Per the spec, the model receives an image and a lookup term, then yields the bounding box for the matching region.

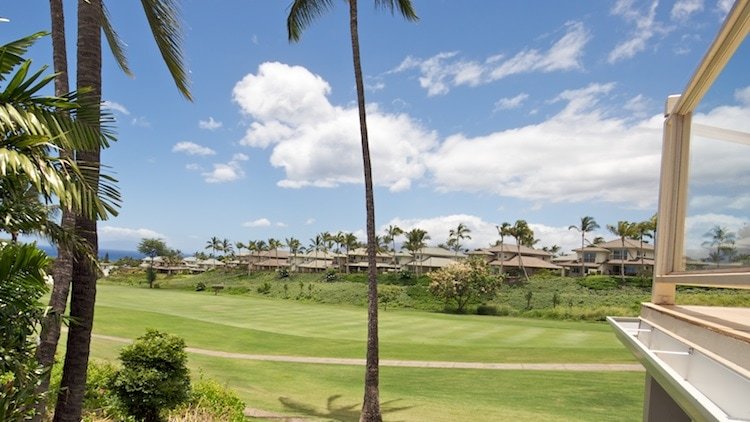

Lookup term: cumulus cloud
[424,82,664,208]
[201,153,248,183]
[131,116,151,128]
[172,141,216,156]
[243,218,271,228]
[393,22,589,96]
[232,62,438,191]
[716,0,734,18]
[305,218,316,225]
[684,213,749,257]
[103,100,130,115]
[608,0,667,63]
[100,226,165,240]
[494,93,529,111]
[199,117,223,130]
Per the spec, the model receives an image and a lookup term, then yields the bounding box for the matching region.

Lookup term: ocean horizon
[38,245,144,261]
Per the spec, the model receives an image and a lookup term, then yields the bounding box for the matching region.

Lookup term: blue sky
[4,0,749,256]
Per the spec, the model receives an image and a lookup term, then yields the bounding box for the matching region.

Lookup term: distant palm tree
[569,216,599,277]
[509,220,533,282]
[448,223,471,257]
[221,238,233,257]
[635,220,655,273]
[607,221,637,282]
[205,236,221,268]
[384,225,403,264]
[246,240,257,275]
[342,232,360,273]
[285,237,301,272]
[404,228,430,277]
[702,225,737,267]
[268,238,282,263]
[496,222,512,276]
[309,235,324,264]
[288,1,418,418]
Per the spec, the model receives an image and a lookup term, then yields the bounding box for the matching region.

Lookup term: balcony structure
[609,1,750,420]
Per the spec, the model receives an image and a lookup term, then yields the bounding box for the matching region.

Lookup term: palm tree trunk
[54,1,102,420]
[35,1,72,419]
[517,244,529,282]
[348,1,381,420]
[580,233,585,277]
[620,237,626,282]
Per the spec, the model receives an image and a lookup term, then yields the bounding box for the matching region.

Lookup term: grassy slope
[86,284,644,421]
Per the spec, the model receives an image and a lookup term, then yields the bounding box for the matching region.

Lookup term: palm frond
[140,0,192,100]
[374,0,418,21]
[0,32,48,81]
[287,0,335,42]
[101,2,133,77]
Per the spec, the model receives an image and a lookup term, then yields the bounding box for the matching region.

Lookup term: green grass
[84,336,643,422]
[93,284,634,363]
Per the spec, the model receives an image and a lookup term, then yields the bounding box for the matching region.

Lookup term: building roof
[468,249,494,256]
[348,247,394,258]
[552,254,578,263]
[348,261,400,269]
[298,259,334,269]
[409,256,462,268]
[255,258,289,268]
[489,256,562,270]
[596,238,654,250]
[300,250,344,260]
[573,245,610,253]
[486,244,552,257]
[405,246,464,258]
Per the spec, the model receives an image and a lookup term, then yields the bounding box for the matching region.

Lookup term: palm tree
[309,235,324,264]
[607,221,637,282]
[568,216,599,277]
[342,232,361,273]
[384,225,403,264]
[285,237,301,272]
[268,238,282,262]
[52,1,190,418]
[635,220,655,273]
[495,222,512,276]
[448,223,471,257]
[221,238,233,257]
[205,237,221,260]
[288,1,418,418]
[235,241,246,261]
[404,228,429,277]
[702,225,737,267]
[508,220,533,282]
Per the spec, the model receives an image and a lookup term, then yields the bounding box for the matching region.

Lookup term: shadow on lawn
[278,394,413,421]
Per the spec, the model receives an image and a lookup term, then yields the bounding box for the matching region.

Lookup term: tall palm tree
[607,221,637,282]
[205,236,221,259]
[288,2,418,418]
[246,240,258,274]
[268,238,282,262]
[51,0,190,418]
[568,216,599,277]
[448,223,471,257]
[495,222,512,276]
[235,241,246,261]
[635,220,655,273]
[309,235,324,264]
[508,220,533,282]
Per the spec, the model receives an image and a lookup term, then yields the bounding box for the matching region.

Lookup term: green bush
[175,378,245,422]
[276,267,290,279]
[195,282,206,292]
[323,268,338,282]
[577,275,618,290]
[256,282,271,295]
[111,330,191,422]
[476,304,498,315]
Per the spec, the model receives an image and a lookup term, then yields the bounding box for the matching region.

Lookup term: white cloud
[199,117,223,130]
[103,100,130,115]
[131,116,151,128]
[608,0,666,63]
[305,218,316,225]
[684,213,749,257]
[276,222,288,228]
[232,62,438,191]
[494,93,529,111]
[100,226,165,240]
[425,82,664,208]
[172,141,217,156]
[716,0,734,18]
[243,218,271,228]
[671,0,704,21]
[185,163,203,171]
[200,152,248,183]
[392,22,589,96]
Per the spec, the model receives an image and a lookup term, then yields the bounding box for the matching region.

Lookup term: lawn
[83,283,644,421]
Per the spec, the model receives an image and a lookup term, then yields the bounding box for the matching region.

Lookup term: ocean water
[38,245,143,261]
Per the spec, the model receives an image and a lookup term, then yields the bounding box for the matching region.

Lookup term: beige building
[560,239,655,277]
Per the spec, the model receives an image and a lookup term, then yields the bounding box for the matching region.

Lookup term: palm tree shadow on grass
[279,394,413,421]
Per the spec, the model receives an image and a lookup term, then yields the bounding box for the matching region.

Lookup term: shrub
[578,275,618,290]
[195,282,206,292]
[476,304,498,315]
[256,282,271,295]
[323,268,337,282]
[172,378,245,422]
[111,330,191,422]
[276,267,290,279]
[146,267,157,288]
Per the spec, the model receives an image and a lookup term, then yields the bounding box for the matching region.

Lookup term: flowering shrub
[428,258,500,313]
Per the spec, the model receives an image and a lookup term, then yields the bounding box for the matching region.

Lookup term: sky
[4,0,749,257]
